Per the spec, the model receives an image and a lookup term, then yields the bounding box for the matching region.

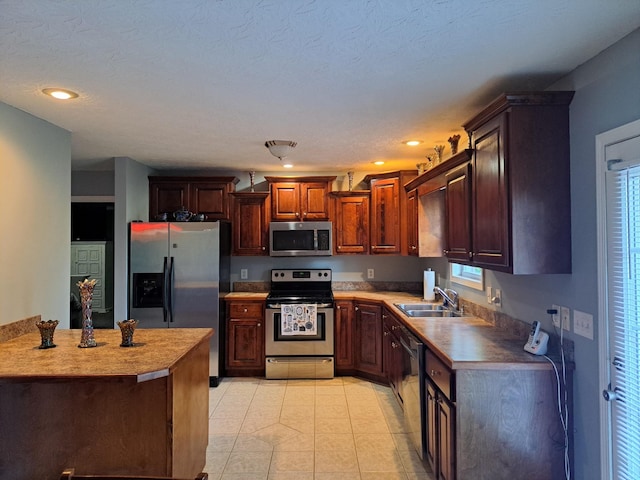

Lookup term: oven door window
[273,311,326,341]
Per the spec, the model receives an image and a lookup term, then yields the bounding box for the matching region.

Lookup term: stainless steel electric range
[265,268,334,379]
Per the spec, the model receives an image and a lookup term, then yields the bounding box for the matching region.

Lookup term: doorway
[596,118,640,479]
[70,202,115,328]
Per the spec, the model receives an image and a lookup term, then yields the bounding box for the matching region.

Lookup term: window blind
[606,161,640,479]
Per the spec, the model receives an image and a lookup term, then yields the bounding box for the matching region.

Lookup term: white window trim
[449,263,484,290]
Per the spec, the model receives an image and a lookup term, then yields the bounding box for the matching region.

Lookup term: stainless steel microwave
[269,221,333,256]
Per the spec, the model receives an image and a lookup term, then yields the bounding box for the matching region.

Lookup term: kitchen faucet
[434,286,459,311]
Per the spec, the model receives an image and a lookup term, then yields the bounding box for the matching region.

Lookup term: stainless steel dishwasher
[399,327,426,460]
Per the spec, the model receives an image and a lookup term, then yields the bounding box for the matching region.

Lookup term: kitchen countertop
[0,328,213,383]
[224,290,553,371]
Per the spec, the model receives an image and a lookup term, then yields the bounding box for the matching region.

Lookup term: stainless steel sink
[394,303,461,318]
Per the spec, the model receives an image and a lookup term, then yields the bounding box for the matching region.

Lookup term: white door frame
[596,118,640,480]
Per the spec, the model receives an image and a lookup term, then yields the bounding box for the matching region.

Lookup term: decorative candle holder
[347,171,354,191]
[249,171,256,192]
[416,163,428,175]
[117,319,138,347]
[77,279,97,348]
[36,319,59,349]
[448,134,461,155]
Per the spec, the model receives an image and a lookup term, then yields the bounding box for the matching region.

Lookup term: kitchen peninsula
[0,327,212,480]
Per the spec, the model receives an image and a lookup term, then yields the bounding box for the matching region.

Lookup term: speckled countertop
[224,291,552,371]
[0,328,212,384]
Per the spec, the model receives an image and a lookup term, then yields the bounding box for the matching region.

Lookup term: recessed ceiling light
[42,88,79,100]
[404,140,422,146]
[373,161,385,166]
[283,162,293,168]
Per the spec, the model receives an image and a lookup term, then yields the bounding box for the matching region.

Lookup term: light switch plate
[574,310,594,339]
[240,269,248,280]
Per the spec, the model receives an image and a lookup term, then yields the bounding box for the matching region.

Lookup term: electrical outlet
[560,306,571,331]
[493,289,502,306]
[574,310,594,339]
[367,268,375,279]
[240,268,248,280]
[551,304,561,328]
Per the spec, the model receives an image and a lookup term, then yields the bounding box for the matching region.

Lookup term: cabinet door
[370,178,401,254]
[425,380,438,474]
[445,163,472,263]
[226,318,264,369]
[354,302,384,377]
[271,182,301,221]
[407,189,418,256]
[232,193,269,255]
[437,396,456,480]
[334,301,355,371]
[190,181,230,220]
[301,182,331,220]
[472,114,509,269]
[333,194,370,254]
[150,181,189,218]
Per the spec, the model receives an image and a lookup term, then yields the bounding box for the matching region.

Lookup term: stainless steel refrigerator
[128,221,230,386]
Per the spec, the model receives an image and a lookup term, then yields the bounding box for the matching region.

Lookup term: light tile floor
[206,376,434,480]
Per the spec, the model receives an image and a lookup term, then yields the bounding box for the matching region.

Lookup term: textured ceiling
[1,0,639,173]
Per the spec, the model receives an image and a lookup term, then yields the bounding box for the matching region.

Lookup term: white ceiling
[2,1,639,173]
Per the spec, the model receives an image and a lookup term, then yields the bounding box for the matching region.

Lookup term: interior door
[597,119,640,479]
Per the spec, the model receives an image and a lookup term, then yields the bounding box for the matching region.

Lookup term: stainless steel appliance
[128,221,230,386]
[269,221,332,256]
[400,326,426,460]
[265,268,334,379]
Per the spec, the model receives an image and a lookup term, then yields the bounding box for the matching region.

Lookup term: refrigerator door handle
[168,256,175,322]
[162,257,169,323]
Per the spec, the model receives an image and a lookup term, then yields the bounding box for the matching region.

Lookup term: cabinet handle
[384,331,390,337]
[257,323,261,327]
[430,369,441,377]
[469,251,473,259]
[443,250,449,255]
[355,306,359,311]
[243,308,248,313]
[337,305,341,310]
[262,246,266,251]
[391,341,399,349]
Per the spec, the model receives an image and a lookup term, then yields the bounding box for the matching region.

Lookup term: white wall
[113,157,153,322]
[0,102,71,326]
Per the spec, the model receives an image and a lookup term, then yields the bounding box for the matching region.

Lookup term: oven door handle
[267,358,333,364]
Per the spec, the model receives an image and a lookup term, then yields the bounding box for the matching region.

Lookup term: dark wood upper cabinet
[148,176,238,221]
[407,189,419,256]
[265,176,336,221]
[365,171,417,255]
[330,191,370,254]
[230,191,270,256]
[460,91,575,274]
[444,162,472,263]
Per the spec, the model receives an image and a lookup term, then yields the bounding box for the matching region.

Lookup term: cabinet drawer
[425,349,454,401]
[229,302,264,318]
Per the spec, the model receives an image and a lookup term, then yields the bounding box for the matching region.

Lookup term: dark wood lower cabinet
[334,300,355,373]
[225,301,265,376]
[354,302,385,381]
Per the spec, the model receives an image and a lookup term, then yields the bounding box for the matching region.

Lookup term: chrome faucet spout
[433,286,459,311]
